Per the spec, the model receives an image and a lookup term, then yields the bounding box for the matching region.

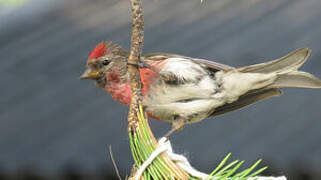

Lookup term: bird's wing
[143,53,234,72]
[143,54,219,84]
[190,58,234,72]
[210,88,282,117]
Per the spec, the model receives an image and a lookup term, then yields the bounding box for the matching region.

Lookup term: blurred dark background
[1,0,321,179]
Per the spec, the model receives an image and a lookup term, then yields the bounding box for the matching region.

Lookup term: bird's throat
[104,62,162,106]
[105,81,132,105]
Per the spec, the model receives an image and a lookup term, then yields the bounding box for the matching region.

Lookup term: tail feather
[238,48,321,88]
[272,71,321,88]
[238,48,310,73]
[210,48,320,117]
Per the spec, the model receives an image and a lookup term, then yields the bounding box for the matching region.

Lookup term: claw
[164,119,185,138]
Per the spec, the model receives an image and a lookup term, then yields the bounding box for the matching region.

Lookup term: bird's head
[80,41,129,88]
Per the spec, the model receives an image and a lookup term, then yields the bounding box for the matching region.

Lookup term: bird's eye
[102,60,110,66]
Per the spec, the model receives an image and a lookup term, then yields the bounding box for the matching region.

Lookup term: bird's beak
[80,69,101,79]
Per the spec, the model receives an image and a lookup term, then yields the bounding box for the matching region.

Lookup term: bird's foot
[164,120,185,138]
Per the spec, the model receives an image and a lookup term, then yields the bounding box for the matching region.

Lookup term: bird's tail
[211,48,321,117]
[237,48,321,88]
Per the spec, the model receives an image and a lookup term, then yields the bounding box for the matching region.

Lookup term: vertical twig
[127,0,144,132]
[127,0,189,179]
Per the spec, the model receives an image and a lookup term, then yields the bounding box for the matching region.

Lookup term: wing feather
[210,88,282,117]
[144,53,234,72]
[191,58,234,72]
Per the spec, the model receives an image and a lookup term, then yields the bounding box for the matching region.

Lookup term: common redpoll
[81,42,321,136]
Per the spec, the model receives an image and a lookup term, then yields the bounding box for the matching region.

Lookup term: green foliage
[129,106,177,179]
[205,154,267,180]
[129,106,267,179]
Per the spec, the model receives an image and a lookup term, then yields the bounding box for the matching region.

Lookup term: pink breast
[105,60,165,112]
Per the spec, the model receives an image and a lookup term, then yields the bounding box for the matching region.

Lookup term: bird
[81,41,321,136]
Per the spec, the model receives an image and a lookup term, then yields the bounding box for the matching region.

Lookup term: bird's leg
[164,119,185,138]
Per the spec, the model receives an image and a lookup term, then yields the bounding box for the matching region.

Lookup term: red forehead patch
[88,42,109,61]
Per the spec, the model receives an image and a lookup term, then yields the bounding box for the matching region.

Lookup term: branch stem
[127,0,189,179]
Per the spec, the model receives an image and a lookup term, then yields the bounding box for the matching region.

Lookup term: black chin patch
[95,77,107,88]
